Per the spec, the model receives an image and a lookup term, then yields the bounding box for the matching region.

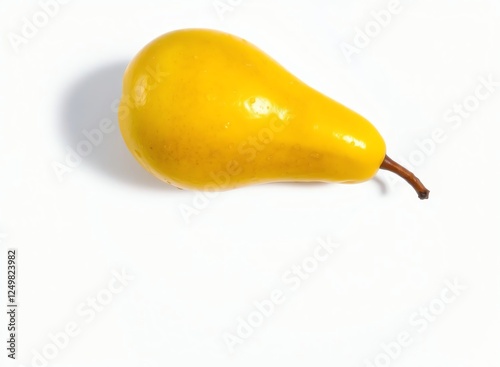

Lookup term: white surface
[1,0,499,366]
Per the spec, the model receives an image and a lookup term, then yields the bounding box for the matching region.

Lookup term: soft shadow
[61,62,170,190]
[372,176,388,195]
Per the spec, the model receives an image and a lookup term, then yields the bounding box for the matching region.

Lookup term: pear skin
[119,29,429,199]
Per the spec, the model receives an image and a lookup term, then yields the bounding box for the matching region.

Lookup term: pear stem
[380,155,430,200]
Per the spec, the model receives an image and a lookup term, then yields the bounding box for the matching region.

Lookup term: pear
[119,28,429,199]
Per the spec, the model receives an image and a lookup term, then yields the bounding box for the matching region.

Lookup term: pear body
[119,28,386,190]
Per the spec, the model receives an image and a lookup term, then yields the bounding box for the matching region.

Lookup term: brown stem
[380,155,430,200]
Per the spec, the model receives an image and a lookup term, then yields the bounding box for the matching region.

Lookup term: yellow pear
[118,28,429,199]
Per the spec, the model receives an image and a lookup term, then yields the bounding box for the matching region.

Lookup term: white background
[1,0,499,366]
